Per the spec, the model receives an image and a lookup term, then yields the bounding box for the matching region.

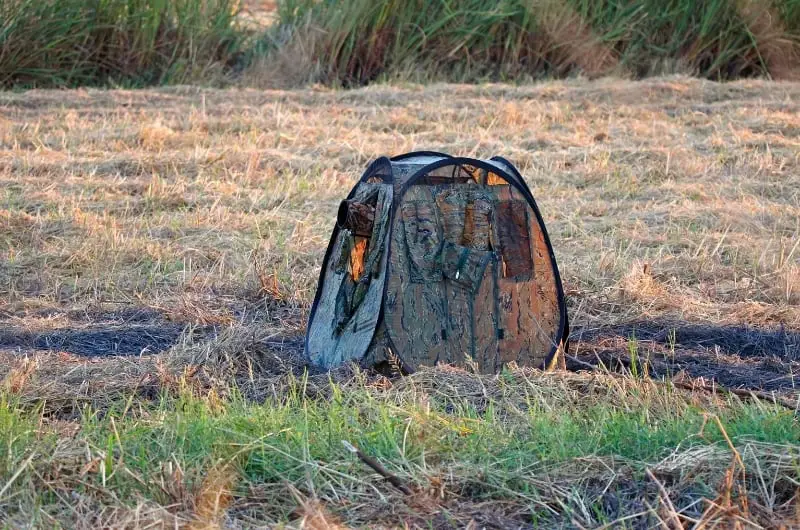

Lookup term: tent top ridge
[375,152,521,189]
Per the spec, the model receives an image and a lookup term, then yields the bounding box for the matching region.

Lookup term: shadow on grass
[3,304,798,395]
[569,320,800,393]
[0,307,186,356]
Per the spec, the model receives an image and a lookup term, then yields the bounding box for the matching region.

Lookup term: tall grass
[0,0,246,88]
[265,0,800,86]
[3,0,799,88]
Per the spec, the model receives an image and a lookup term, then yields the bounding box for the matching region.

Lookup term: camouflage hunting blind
[305,152,569,374]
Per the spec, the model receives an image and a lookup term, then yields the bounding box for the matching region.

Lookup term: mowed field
[1,78,800,528]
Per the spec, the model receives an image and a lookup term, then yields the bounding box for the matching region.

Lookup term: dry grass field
[1,77,800,528]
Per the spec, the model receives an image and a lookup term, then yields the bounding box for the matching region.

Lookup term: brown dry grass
[2,77,797,330]
[1,77,799,397]
[1,76,799,527]
[0,76,798,404]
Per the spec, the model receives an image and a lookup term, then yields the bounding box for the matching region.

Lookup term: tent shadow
[569,320,800,393]
[0,307,186,357]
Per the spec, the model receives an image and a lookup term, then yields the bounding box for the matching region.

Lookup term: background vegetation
[268,0,800,85]
[0,0,244,88]
[2,0,800,88]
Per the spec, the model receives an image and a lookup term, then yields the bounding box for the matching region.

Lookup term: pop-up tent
[305,152,568,374]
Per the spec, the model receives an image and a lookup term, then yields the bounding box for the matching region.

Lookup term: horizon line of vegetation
[1,0,799,89]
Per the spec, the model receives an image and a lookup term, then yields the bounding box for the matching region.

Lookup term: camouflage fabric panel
[307,183,393,369]
[390,163,423,196]
[434,187,470,366]
[441,242,493,292]
[435,187,466,243]
[329,184,394,365]
[385,186,448,367]
[530,211,561,358]
[401,197,443,283]
[387,183,500,371]
[333,269,356,334]
[334,231,354,273]
[472,259,500,372]
[307,229,350,364]
[440,277,469,366]
[491,186,560,367]
[440,242,497,367]
[360,321,405,376]
[461,194,492,250]
[459,188,498,371]
[493,200,533,281]
[385,177,561,372]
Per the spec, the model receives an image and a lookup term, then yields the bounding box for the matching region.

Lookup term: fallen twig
[645,468,682,530]
[342,440,412,495]
[672,380,798,412]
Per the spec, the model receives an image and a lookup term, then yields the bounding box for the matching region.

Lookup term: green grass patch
[1,375,798,526]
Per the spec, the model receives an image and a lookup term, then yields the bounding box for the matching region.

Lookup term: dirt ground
[1,77,799,401]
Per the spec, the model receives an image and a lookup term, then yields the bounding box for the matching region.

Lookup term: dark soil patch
[570,320,800,394]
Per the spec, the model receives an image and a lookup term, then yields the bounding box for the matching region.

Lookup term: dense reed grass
[0,0,245,88]
[3,0,799,88]
[266,0,800,85]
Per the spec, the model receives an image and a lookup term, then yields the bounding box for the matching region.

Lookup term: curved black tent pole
[390,151,453,161]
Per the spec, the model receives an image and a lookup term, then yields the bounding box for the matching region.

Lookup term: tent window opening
[337,196,376,282]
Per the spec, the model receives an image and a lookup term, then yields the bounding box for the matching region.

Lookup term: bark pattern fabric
[383,181,561,372]
[307,183,393,369]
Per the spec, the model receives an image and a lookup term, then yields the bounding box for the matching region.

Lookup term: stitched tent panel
[305,153,568,374]
[306,182,393,369]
